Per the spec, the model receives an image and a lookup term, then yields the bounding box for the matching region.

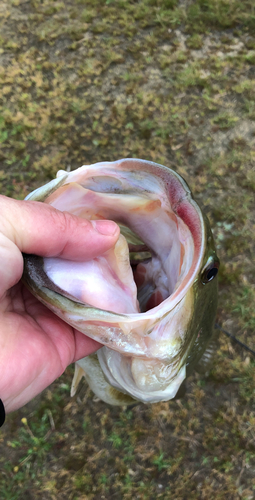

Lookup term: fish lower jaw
[130,357,184,392]
[98,348,186,404]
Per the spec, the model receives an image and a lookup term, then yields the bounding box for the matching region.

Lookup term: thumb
[0,195,119,295]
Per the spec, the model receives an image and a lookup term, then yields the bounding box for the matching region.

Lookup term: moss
[186,34,203,49]
[1,0,255,498]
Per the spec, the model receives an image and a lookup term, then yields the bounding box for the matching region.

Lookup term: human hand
[0,195,120,413]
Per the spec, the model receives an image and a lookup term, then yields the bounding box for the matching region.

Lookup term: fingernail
[92,220,119,236]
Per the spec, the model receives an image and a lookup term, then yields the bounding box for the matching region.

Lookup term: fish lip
[25,173,68,202]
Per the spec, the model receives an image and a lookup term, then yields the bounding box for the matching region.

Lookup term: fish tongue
[44,234,139,315]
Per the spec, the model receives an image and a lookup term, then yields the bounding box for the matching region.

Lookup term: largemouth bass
[23,159,219,405]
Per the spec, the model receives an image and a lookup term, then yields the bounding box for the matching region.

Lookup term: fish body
[23,159,219,405]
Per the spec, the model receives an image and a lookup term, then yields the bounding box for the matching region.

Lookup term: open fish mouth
[23,159,219,404]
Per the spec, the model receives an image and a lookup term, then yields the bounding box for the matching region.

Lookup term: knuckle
[49,208,70,233]
[49,208,90,237]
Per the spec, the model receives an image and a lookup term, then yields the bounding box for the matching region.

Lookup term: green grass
[1,0,255,498]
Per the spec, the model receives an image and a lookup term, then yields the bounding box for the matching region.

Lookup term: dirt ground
[0,1,255,498]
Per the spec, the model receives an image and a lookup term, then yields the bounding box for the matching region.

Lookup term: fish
[22,158,219,405]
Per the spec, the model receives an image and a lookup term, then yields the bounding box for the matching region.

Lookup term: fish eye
[201,258,220,284]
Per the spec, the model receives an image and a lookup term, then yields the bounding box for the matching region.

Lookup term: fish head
[23,159,219,404]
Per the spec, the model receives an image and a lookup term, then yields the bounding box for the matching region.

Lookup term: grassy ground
[1,0,255,498]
